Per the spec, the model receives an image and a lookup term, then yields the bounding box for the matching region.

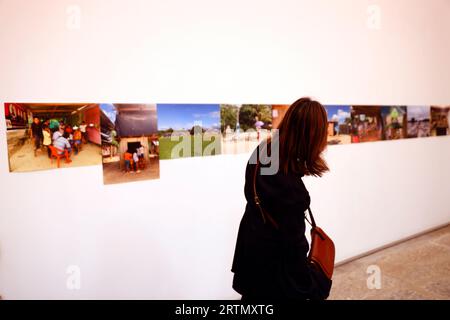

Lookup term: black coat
[231,151,332,300]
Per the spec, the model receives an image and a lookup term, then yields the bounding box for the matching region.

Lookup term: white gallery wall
[0,0,449,299]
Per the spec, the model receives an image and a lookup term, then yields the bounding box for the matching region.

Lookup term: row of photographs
[4,103,450,185]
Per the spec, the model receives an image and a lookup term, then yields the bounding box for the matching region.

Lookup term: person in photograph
[232,97,332,301]
[123,150,133,173]
[110,129,119,148]
[387,108,402,139]
[42,125,52,158]
[53,132,72,163]
[152,139,159,155]
[137,144,145,169]
[72,126,82,155]
[10,106,17,122]
[65,124,73,135]
[357,120,364,140]
[52,125,64,142]
[79,121,88,143]
[133,149,140,173]
[138,144,145,160]
[68,131,74,145]
[30,117,43,157]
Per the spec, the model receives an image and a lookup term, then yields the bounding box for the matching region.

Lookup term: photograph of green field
[157,104,221,159]
[158,134,221,159]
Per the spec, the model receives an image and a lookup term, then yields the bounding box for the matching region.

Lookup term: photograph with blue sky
[100,103,116,123]
[324,105,351,145]
[157,104,221,159]
[325,105,351,124]
[157,104,220,131]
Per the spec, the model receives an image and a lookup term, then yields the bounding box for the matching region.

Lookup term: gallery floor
[329,224,450,299]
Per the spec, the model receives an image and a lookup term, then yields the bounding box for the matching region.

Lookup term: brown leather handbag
[304,207,335,279]
[252,161,335,280]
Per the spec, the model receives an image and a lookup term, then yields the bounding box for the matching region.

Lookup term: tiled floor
[329,224,450,300]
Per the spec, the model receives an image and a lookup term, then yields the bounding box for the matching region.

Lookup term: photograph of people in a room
[4,103,101,172]
[430,106,450,136]
[220,104,272,154]
[381,106,407,140]
[350,106,383,143]
[157,104,221,159]
[325,105,352,145]
[407,106,431,138]
[100,104,159,185]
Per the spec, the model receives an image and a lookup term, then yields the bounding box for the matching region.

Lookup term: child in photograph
[42,125,52,158]
[152,139,159,155]
[124,150,133,173]
[67,130,74,149]
[65,125,73,135]
[72,126,82,155]
[133,150,140,173]
[137,144,145,169]
[138,144,145,160]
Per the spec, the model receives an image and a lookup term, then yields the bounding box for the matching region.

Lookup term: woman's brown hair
[277,97,329,177]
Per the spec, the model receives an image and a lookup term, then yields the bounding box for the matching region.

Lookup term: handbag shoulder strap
[305,207,317,228]
[252,158,279,230]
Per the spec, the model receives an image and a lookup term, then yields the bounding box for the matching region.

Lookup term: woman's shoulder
[248,162,309,199]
